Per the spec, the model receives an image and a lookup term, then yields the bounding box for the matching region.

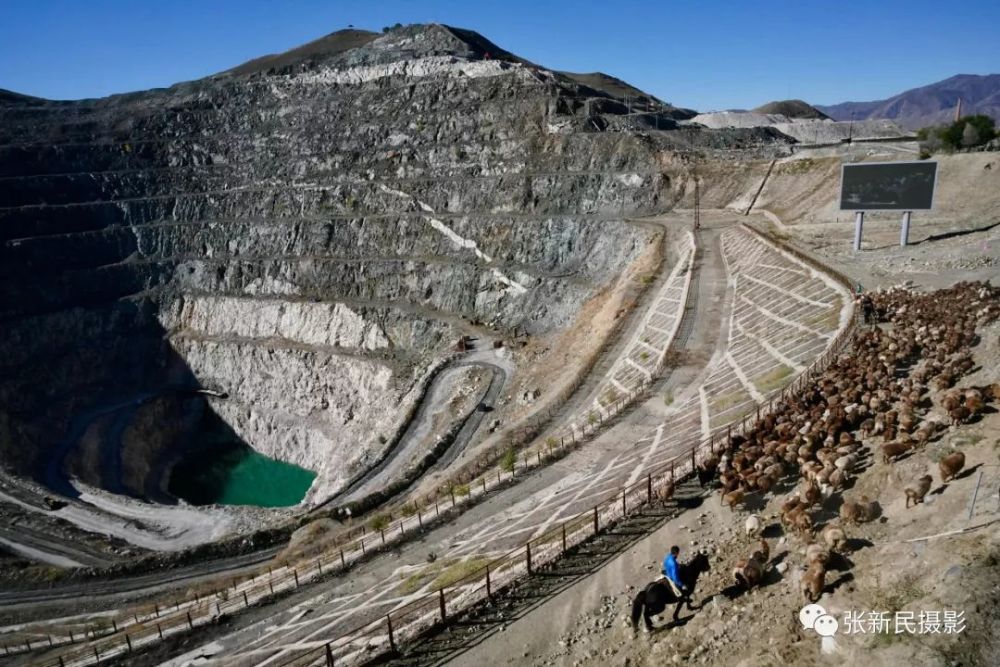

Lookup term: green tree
[930,114,995,151]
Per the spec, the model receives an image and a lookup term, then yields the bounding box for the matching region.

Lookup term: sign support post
[853,211,864,252]
[900,211,911,247]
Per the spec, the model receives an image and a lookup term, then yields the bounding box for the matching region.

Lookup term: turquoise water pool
[168,441,316,507]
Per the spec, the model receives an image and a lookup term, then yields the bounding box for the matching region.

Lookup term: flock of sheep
[697,281,999,603]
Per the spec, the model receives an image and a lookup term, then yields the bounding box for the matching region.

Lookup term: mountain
[0,23,788,504]
[752,100,829,120]
[816,74,1000,130]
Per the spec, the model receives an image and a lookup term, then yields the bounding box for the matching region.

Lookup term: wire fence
[11,223,857,667]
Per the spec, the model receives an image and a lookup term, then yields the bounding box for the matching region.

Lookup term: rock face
[690,110,907,143]
[0,24,788,506]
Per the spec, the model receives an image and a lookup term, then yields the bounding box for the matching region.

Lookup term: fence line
[16,224,857,667]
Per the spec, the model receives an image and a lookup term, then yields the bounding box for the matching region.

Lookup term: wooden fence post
[526,542,533,575]
[486,564,492,599]
[325,643,336,666]
[439,589,447,623]
[593,506,599,534]
[562,523,567,552]
[387,615,396,653]
[647,473,653,503]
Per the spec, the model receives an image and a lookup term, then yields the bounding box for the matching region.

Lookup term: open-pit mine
[2,22,998,667]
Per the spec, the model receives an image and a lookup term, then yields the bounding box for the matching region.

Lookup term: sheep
[805,542,830,565]
[856,495,879,522]
[798,480,821,508]
[787,507,814,535]
[965,395,984,417]
[904,475,933,508]
[781,495,803,515]
[949,406,971,426]
[750,537,770,565]
[828,468,849,490]
[801,562,827,602]
[821,524,848,552]
[881,441,911,463]
[756,474,775,495]
[722,489,745,510]
[697,455,720,487]
[839,500,862,524]
[733,557,764,589]
[744,514,762,537]
[939,451,966,483]
[657,480,675,505]
[913,425,934,448]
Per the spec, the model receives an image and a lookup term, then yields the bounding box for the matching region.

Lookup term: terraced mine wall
[2,25,739,506]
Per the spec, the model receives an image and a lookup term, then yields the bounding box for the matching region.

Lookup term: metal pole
[968,470,984,520]
[853,211,864,252]
[900,210,911,247]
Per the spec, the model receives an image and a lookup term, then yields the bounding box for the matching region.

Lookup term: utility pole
[694,173,701,231]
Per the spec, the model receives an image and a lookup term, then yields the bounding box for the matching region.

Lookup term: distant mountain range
[815,74,1000,130]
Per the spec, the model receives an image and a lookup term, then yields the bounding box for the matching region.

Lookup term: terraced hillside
[3,24,783,519]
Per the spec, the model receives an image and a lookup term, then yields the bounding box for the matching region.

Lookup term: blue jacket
[663,553,683,588]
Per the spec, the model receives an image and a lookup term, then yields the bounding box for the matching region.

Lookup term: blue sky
[1,0,998,110]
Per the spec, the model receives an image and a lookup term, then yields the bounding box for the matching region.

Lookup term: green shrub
[500,447,517,472]
[368,514,391,531]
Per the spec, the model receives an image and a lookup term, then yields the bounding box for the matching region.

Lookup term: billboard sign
[840,161,937,211]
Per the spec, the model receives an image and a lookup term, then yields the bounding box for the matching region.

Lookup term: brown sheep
[750,538,770,565]
[939,451,966,483]
[733,557,764,589]
[881,441,911,463]
[781,495,803,515]
[965,395,984,417]
[949,406,971,426]
[657,480,675,505]
[839,500,862,524]
[801,562,826,602]
[799,480,821,508]
[913,425,934,448]
[821,524,848,552]
[792,508,814,535]
[904,475,933,508]
[805,542,830,565]
[722,489,745,511]
[941,393,962,412]
[857,495,879,522]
